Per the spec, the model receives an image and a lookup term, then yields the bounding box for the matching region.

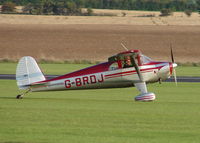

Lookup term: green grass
[0,80,200,143]
[176,66,200,77]
[0,63,199,76]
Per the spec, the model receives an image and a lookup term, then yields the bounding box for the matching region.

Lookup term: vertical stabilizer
[16,56,45,90]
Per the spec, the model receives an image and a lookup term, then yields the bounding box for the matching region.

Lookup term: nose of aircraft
[158,62,177,81]
[173,63,177,68]
[169,62,177,75]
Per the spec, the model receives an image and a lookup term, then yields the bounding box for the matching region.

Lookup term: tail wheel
[16,95,23,99]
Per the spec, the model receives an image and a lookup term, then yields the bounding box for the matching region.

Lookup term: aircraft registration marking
[65,74,104,88]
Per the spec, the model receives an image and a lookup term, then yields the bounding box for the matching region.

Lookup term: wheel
[135,92,156,102]
[16,94,23,99]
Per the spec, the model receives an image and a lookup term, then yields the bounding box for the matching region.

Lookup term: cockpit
[108,50,152,70]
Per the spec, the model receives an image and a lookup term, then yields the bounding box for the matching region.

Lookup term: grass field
[0,63,200,142]
[0,80,200,143]
[1,9,200,142]
[0,63,199,76]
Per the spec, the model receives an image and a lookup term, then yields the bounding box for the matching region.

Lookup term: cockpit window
[108,51,147,69]
[140,54,152,64]
[123,56,134,68]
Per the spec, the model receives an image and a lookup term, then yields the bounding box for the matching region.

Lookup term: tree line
[84,0,199,11]
[1,0,200,15]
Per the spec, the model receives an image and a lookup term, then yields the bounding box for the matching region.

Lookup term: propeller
[170,44,178,86]
[132,55,144,82]
[121,43,129,51]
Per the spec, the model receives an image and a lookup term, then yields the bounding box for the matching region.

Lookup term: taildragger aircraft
[16,49,177,101]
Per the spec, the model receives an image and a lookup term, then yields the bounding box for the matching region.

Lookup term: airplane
[16,47,177,101]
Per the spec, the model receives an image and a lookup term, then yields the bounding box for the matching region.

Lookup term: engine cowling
[158,64,170,81]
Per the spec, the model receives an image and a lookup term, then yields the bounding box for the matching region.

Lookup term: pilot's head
[124,56,131,65]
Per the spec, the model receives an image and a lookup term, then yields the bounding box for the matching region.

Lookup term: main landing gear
[16,89,31,99]
[135,92,156,102]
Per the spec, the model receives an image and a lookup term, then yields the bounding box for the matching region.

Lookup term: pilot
[123,56,132,68]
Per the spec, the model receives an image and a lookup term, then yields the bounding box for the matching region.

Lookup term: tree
[184,9,192,17]
[1,2,16,13]
[196,0,200,14]
[66,1,81,15]
[86,7,93,16]
[160,8,173,16]
[41,0,54,15]
[52,2,64,15]
[5,0,200,15]
[22,3,34,14]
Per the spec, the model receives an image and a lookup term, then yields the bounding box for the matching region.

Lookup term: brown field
[0,10,200,25]
[0,12,200,63]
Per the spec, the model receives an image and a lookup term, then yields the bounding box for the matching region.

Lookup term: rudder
[16,56,45,90]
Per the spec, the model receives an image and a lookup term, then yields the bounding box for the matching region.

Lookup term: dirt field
[0,13,200,63]
[0,11,200,25]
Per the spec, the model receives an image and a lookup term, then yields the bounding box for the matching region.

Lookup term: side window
[123,56,134,68]
[109,62,119,71]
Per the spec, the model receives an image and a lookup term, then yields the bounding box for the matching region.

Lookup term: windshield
[140,54,152,64]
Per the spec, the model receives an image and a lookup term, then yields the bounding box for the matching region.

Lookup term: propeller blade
[121,43,129,51]
[173,68,177,86]
[170,44,177,86]
[170,44,174,63]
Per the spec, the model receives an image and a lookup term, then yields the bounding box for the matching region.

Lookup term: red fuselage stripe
[105,70,153,79]
[105,66,162,78]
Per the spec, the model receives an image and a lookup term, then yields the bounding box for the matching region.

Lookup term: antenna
[121,43,129,51]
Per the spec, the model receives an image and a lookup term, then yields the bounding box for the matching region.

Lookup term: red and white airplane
[16,49,177,101]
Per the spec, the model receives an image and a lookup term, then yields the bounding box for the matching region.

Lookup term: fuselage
[30,61,173,92]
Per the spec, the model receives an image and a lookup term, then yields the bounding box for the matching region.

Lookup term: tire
[16,95,23,99]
